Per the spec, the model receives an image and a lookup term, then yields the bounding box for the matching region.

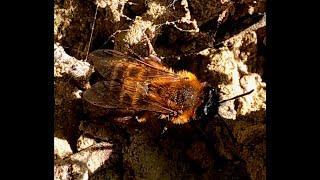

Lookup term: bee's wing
[89,49,132,60]
[83,80,176,114]
[83,81,121,108]
[85,49,181,114]
[88,49,177,79]
[88,49,129,79]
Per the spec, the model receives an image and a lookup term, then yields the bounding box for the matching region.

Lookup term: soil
[54,0,266,179]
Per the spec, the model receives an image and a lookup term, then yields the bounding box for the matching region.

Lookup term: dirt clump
[54,0,267,179]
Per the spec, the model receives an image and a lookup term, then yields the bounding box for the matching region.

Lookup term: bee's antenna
[218,89,254,104]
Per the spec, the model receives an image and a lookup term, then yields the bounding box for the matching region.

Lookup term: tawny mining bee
[83,43,253,125]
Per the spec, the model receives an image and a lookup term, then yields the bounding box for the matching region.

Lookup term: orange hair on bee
[177,70,203,90]
[177,70,197,80]
[171,109,195,124]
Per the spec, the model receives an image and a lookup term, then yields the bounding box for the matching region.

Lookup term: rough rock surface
[54,0,266,179]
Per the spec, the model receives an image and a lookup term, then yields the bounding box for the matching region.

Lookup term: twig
[85,4,99,61]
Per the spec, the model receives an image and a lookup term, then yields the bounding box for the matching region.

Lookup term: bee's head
[195,86,219,120]
[195,86,254,121]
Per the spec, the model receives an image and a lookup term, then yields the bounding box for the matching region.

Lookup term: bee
[83,47,253,125]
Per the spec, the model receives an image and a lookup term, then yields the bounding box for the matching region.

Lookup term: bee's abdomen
[107,62,145,107]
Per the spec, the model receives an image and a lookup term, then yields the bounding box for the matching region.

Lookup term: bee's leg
[144,35,156,56]
[156,115,170,137]
[125,44,144,61]
[189,120,209,142]
[216,113,237,145]
[136,115,147,123]
[143,35,162,63]
[211,114,242,161]
[112,116,135,124]
[160,126,168,135]
[154,122,169,147]
[149,54,162,63]
[110,116,136,127]
[190,117,229,158]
